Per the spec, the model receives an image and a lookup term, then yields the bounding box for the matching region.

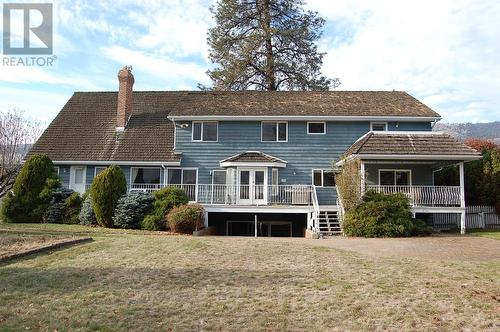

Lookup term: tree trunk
[261,0,276,90]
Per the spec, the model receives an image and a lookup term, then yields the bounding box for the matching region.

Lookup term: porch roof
[339,131,481,163]
[220,151,287,167]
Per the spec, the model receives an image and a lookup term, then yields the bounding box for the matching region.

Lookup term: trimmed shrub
[79,193,96,225]
[113,192,153,229]
[167,204,204,234]
[1,153,59,223]
[141,187,188,231]
[91,165,127,227]
[343,190,432,237]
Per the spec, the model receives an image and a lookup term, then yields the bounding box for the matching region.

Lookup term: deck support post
[360,161,366,194]
[254,214,258,237]
[203,210,209,228]
[459,162,466,234]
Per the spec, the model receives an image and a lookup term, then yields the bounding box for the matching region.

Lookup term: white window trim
[94,166,107,177]
[370,122,388,131]
[312,169,335,187]
[192,121,218,142]
[307,121,326,135]
[54,166,60,176]
[130,166,162,185]
[261,121,288,142]
[211,169,227,185]
[378,169,412,186]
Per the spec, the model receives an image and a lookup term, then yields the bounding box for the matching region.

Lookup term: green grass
[0,223,499,331]
[470,230,500,240]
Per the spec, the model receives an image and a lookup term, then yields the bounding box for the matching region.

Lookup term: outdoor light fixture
[179,123,189,128]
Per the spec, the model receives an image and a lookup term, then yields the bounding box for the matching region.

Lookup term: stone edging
[0,237,93,264]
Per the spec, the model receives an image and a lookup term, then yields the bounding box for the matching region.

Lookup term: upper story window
[312,169,336,187]
[371,122,388,131]
[262,121,287,142]
[192,121,218,142]
[307,122,326,134]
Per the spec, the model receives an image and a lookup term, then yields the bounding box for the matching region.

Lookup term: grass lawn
[470,229,500,240]
[0,224,499,331]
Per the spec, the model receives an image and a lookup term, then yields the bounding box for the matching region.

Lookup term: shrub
[141,187,189,231]
[167,204,204,234]
[64,192,82,224]
[43,187,75,224]
[343,190,431,237]
[79,193,96,225]
[91,165,127,227]
[113,192,153,229]
[1,154,58,223]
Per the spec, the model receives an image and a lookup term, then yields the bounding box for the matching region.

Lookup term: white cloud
[308,0,500,122]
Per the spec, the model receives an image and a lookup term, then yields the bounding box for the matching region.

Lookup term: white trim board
[53,160,181,166]
[220,161,287,168]
[168,115,442,122]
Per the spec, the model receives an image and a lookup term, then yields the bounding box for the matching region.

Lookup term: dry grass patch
[0,232,76,260]
[0,228,498,331]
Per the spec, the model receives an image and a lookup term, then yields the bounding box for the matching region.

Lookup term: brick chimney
[116,66,134,131]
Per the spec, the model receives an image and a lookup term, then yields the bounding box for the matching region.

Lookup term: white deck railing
[366,185,462,207]
[129,183,314,206]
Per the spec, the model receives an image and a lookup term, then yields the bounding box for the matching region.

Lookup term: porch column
[360,161,366,194]
[459,162,466,234]
[254,214,258,237]
[203,210,209,228]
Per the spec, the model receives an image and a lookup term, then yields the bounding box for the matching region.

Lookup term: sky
[0,0,499,126]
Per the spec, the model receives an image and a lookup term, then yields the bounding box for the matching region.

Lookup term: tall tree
[207,0,339,91]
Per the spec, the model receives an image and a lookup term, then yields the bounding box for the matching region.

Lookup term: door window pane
[255,171,265,185]
[278,122,287,141]
[202,122,218,141]
[313,170,322,186]
[308,122,325,134]
[240,171,250,185]
[75,168,84,184]
[262,122,276,141]
[323,171,335,187]
[192,122,202,141]
[380,171,395,185]
[182,169,197,185]
[168,169,182,184]
[213,170,226,185]
[396,171,410,185]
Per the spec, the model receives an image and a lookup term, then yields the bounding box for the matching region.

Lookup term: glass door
[238,168,267,205]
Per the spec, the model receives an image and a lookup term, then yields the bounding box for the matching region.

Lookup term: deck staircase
[317,210,342,235]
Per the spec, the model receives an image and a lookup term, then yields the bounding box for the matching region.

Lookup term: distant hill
[433,121,500,143]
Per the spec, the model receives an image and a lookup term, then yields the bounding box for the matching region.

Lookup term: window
[271,168,279,186]
[307,122,326,134]
[166,168,198,201]
[379,170,411,186]
[94,166,106,177]
[212,170,226,185]
[262,121,287,142]
[54,167,60,176]
[371,122,388,131]
[192,121,218,142]
[312,169,336,187]
[131,167,161,184]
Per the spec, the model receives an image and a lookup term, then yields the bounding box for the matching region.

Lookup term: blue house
[30,67,481,236]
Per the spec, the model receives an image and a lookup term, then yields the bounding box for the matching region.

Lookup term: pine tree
[207,0,339,91]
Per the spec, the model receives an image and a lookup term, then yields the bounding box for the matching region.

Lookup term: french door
[238,168,267,205]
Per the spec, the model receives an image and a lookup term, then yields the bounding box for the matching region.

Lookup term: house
[30,67,481,236]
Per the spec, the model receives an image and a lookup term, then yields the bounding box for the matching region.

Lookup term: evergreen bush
[43,187,74,224]
[91,165,127,227]
[79,193,96,225]
[343,191,432,237]
[113,192,153,229]
[1,154,58,223]
[141,187,188,231]
[167,204,204,234]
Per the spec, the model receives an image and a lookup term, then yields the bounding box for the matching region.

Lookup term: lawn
[0,224,499,331]
[0,232,75,260]
[470,230,500,240]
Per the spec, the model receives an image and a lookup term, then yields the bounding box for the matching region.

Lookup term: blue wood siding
[365,163,434,186]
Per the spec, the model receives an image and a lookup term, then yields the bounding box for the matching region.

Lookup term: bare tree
[0,109,43,198]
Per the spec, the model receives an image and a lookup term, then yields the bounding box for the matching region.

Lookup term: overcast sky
[1,0,499,125]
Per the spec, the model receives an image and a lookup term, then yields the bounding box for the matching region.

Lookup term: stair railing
[311,185,320,234]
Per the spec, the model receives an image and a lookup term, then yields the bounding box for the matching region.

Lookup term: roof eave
[168,115,442,122]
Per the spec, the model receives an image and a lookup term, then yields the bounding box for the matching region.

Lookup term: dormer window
[371,122,388,131]
[192,121,218,142]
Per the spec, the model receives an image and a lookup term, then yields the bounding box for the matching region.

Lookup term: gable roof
[341,132,481,161]
[29,92,180,164]
[220,151,287,163]
[166,91,441,119]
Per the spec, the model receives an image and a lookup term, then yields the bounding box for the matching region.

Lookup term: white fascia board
[53,160,181,166]
[356,154,482,161]
[219,161,287,168]
[168,115,441,122]
[203,205,312,213]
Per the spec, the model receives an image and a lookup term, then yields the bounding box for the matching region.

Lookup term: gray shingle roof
[343,132,481,158]
[220,151,286,163]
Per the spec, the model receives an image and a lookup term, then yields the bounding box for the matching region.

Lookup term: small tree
[1,153,58,223]
[141,187,189,231]
[91,165,127,227]
[334,158,363,213]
